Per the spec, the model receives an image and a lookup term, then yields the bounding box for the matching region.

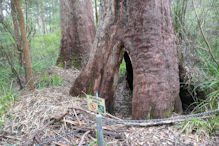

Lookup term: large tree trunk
[56,0,95,69]
[70,0,182,119]
[14,0,35,90]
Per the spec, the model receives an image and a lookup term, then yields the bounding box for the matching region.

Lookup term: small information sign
[86,95,106,115]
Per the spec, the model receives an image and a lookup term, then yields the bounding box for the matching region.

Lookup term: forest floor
[0,66,218,145]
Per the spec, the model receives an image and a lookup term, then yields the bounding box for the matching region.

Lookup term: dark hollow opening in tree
[113,51,133,118]
[70,0,183,119]
[124,51,133,91]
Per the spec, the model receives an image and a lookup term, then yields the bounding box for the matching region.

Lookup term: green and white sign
[86,95,106,115]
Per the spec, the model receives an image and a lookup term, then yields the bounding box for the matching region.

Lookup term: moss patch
[57,62,64,68]
[167,103,175,117]
[146,106,152,119]
[72,56,81,69]
[87,74,94,95]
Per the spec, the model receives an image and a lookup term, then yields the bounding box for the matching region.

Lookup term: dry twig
[78,131,90,146]
[73,109,82,126]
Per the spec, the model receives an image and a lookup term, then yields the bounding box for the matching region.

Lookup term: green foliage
[177,115,219,136]
[0,84,16,128]
[57,62,64,68]
[119,59,126,74]
[72,56,80,69]
[0,0,61,127]
[0,65,13,87]
[192,62,219,112]
[35,72,63,89]
[171,0,218,136]
[171,0,218,111]
[31,29,60,73]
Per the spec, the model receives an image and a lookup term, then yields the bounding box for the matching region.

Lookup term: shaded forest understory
[0,66,218,145]
[0,0,218,145]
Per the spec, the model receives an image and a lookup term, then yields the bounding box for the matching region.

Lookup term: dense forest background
[0,0,218,139]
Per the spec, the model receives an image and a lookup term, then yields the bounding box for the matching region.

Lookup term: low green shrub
[119,59,126,74]
[0,84,16,128]
[35,72,63,89]
[177,115,219,136]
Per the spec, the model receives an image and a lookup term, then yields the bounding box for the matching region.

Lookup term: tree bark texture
[11,0,23,66]
[14,0,35,90]
[70,0,182,119]
[56,0,95,69]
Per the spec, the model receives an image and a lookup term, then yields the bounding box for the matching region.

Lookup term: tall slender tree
[70,0,182,119]
[11,0,23,67]
[39,5,46,34]
[14,0,35,90]
[0,0,3,23]
[56,0,95,69]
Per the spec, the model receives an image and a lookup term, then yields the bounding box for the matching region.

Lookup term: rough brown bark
[56,0,95,69]
[11,1,21,49]
[14,0,35,90]
[70,0,182,119]
[10,0,24,89]
[11,0,23,67]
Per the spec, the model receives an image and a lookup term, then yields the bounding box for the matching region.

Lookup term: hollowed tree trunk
[56,0,95,69]
[70,0,182,119]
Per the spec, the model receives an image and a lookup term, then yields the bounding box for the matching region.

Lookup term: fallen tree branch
[192,0,218,66]
[121,115,215,127]
[106,113,122,120]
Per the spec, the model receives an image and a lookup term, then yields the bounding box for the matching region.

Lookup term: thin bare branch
[192,0,218,66]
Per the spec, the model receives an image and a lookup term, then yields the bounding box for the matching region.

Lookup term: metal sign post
[95,92,104,146]
[96,114,104,146]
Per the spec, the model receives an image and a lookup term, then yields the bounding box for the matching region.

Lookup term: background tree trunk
[11,0,23,67]
[0,0,3,23]
[56,0,95,69]
[39,5,46,34]
[70,0,182,119]
[14,0,35,90]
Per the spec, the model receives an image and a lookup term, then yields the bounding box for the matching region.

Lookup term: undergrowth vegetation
[177,115,219,136]
[172,0,218,135]
[35,72,63,89]
[31,30,60,73]
[0,30,62,124]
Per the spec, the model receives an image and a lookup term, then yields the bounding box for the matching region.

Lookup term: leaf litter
[0,66,218,145]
